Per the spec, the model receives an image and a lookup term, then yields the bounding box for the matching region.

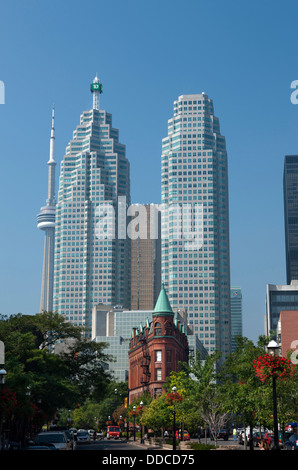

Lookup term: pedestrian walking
[233,428,237,442]
[258,438,269,450]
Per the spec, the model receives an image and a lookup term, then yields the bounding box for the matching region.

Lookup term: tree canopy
[0,312,114,429]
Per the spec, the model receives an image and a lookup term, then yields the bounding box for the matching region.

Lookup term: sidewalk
[126,437,245,451]
[126,437,165,449]
[126,437,190,450]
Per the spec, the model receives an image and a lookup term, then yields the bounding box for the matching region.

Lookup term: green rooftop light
[90,83,103,93]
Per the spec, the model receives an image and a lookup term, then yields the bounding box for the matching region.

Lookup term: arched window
[165,322,172,336]
[154,322,162,336]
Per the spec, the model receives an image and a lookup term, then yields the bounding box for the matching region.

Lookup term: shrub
[190,442,217,450]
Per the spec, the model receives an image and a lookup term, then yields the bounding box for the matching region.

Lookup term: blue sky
[0,0,297,343]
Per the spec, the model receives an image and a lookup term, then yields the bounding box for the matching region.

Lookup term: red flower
[129,407,143,417]
[166,391,183,405]
[0,388,17,413]
[254,354,295,383]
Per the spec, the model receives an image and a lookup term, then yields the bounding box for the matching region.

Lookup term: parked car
[69,428,77,440]
[107,426,121,439]
[48,426,76,449]
[279,431,293,448]
[263,432,275,447]
[77,430,91,444]
[34,431,72,450]
[285,434,298,450]
[218,430,229,440]
[175,430,190,441]
[252,432,261,447]
[238,429,251,445]
[210,429,229,441]
[23,444,57,450]
[198,429,210,438]
[97,431,104,440]
[63,429,76,450]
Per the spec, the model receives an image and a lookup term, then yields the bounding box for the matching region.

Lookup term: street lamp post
[172,386,177,451]
[267,340,280,451]
[133,406,136,441]
[126,389,130,440]
[140,401,143,441]
[0,368,6,391]
[0,368,7,450]
[126,416,129,441]
[114,388,118,421]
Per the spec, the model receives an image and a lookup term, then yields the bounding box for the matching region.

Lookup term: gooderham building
[128,286,188,403]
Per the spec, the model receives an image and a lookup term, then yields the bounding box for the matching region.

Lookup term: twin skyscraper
[37,76,231,358]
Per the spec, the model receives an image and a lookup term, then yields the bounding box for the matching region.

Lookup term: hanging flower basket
[0,388,17,414]
[166,390,183,405]
[254,354,295,383]
[129,406,141,417]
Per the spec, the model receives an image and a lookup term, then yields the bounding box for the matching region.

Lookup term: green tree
[0,312,114,441]
[219,335,268,443]
[219,335,298,445]
[141,394,171,436]
[71,400,102,430]
[167,351,222,435]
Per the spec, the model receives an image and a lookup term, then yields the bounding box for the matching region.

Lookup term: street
[74,436,246,451]
[76,438,144,451]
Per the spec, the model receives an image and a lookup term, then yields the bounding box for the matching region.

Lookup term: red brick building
[277,310,298,358]
[128,286,188,403]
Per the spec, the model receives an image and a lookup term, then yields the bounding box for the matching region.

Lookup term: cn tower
[37,105,56,312]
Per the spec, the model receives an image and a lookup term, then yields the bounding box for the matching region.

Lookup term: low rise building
[128,286,189,402]
[276,310,298,359]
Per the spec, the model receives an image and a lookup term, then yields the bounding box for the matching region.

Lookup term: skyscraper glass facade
[284,155,298,284]
[53,104,130,336]
[265,282,298,336]
[161,93,231,357]
[230,287,242,352]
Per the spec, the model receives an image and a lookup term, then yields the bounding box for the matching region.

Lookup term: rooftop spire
[90,75,103,110]
[37,104,57,313]
[48,104,56,164]
[153,285,173,316]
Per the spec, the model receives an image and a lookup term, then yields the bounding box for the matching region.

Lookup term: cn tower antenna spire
[48,104,56,164]
[37,105,57,313]
[90,75,103,110]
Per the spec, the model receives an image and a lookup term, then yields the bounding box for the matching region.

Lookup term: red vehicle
[107,426,121,439]
[175,430,190,441]
[253,432,275,448]
[263,432,274,445]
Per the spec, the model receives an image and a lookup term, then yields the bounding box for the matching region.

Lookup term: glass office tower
[265,282,298,336]
[53,77,130,336]
[230,287,243,352]
[284,155,298,284]
[161,93,231,357]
